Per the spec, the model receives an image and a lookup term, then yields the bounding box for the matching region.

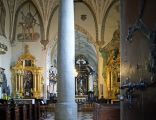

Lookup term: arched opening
[47,30,98,101]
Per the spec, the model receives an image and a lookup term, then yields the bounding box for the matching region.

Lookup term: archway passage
[47,30,98,100]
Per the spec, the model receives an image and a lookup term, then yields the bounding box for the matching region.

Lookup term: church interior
[0,0,156,120]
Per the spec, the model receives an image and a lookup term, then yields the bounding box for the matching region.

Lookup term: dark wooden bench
[25,104,32,120]
[32,103,40,120]
[18,104,27,120]
[0,104,11,120]
[10,104,20,120]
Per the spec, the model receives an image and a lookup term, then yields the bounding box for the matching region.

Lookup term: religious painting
[25,60,32,66]
[23,71,33,98]
[0,0,6,37]
[16,2,40,42]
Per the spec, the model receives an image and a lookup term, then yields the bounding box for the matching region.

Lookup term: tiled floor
[44,112,93,120]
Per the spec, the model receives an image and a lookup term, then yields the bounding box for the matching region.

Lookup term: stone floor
[43,112,93,120]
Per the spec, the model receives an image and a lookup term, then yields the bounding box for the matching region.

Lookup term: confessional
[12,45,43,99]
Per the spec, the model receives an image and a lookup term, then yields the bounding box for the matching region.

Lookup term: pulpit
[12,45,43,99]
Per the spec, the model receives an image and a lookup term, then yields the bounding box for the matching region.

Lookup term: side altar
[12,45,43,99]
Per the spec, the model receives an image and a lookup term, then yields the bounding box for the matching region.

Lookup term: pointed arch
[46,4,59,40]
[101,0,119,43]
[11,1,44,44]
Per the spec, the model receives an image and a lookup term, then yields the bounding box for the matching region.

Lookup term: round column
[56,0,77,119]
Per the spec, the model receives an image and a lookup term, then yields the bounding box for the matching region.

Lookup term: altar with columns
[12,45,43,99]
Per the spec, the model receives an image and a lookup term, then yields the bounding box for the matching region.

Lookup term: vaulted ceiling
[7,0,119,45]
[6,0,119,73]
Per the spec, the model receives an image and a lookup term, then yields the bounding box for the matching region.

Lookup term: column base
[55,102,77,120]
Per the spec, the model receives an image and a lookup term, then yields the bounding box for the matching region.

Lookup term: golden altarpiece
[102,28,120,100]
[12,45,43,99]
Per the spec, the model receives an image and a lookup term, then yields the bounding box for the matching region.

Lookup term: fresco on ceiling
[16,2,40,42]
[0,0,6,38]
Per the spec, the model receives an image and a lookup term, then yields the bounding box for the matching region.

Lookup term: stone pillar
[55,0,77,120]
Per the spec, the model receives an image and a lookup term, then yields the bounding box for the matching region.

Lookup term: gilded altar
[101,28,120,100]
[12,45,43,99]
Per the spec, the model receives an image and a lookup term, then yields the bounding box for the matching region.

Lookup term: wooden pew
[10,104,20,120]
[0,104,11,120]
[25,104,32,120]
[18,104,27,120]
[32,103,40,120]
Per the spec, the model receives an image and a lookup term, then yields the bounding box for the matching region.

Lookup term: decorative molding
[81,14,87,21]
[40,39,49,50]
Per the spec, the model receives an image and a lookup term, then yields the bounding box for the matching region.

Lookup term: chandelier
[0,42,8,54]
